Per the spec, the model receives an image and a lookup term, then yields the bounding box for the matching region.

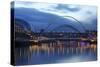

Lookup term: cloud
[55,4,80,12]
[14,1,97,31]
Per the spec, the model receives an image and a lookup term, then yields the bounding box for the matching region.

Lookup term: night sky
[12,1,97,33]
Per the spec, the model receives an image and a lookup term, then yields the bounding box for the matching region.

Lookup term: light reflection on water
[14,42,97,65]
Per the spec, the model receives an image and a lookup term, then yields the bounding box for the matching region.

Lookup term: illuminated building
[14,19,32,42]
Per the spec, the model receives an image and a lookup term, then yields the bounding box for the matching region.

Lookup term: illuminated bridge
[13,11,96,47]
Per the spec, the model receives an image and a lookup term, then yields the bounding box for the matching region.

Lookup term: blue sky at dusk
[12,1,97,32]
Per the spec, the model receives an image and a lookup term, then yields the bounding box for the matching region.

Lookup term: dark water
[14,41,97,65]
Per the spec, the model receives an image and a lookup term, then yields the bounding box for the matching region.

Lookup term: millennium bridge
[13,18,97,47]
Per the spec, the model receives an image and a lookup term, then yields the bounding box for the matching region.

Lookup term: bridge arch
[44,16,86,33]
[50,24,80,33]
[63,16,86,31]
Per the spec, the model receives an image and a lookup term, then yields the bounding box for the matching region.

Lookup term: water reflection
[15,41,97,65]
